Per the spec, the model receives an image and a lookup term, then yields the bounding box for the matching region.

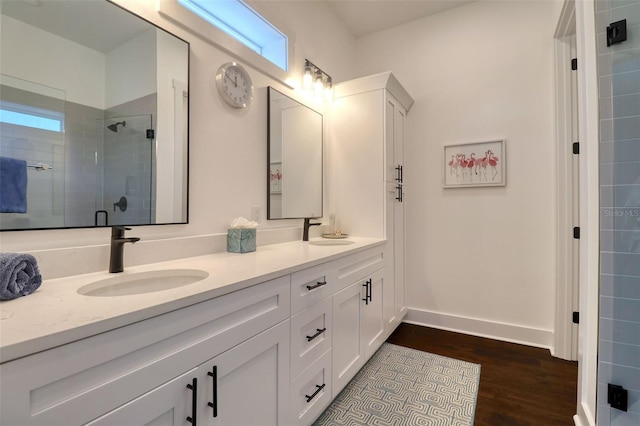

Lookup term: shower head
[107,121,126,132]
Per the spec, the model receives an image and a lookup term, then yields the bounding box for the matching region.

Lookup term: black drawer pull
[306,327,327,342]
[186,377,197,425]
[306,280,327,291]
[305,383,326,403]
[362,282,369,305]
[207,366,218,418]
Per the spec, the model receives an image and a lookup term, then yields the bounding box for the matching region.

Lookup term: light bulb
[313,70,323,97]
[324,77,333,101]
[303,63,313,89]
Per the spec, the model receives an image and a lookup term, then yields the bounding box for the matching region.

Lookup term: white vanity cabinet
[289,261,335,425]
[0,241,394,426]
[331,246,387,396]
[330,72,413,340]
[0,276,290,426]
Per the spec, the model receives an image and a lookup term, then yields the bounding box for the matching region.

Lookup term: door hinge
[607,20,627,47]
[608,384,628,412]
[572,142,579,154]
[572,311,579,324]
[571,58,577,70]
[573,227,580,239]
[146,129,155,139]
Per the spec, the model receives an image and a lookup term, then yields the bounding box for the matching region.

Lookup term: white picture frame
[443,140,506,188]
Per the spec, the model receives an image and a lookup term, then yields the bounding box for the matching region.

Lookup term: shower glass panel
[0,75,65,230]
[102,114,154,226]
[596,0,640,425]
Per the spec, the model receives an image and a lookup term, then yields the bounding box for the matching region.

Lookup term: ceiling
[326,0,476,38]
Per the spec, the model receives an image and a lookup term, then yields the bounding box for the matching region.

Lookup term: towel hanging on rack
[0,157,28,213]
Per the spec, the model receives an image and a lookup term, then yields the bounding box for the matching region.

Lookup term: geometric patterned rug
[314,343,480,425]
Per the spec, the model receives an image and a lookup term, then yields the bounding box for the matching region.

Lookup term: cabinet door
[384,93,406,184]
[85,368,197,426]
[200,320,290,426]
[362,268,386,358]
[332,281,365,396]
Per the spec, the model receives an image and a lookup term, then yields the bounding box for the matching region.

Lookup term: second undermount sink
[78,269,209,297]
[308,239,355,246]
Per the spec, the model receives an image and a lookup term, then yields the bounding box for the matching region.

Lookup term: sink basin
[308,239,355,246]
[78,269,209,297]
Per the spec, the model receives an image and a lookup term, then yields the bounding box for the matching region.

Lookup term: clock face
[216,63,253,108]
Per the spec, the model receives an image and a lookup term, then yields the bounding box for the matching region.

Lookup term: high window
[178,0,288,71]
[0,102,63,132]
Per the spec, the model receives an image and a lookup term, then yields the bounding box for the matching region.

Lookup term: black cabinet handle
[396,184,403,202]
[186,378,197,425]
[367,279,372,302]
[306,280,327,291]
[362,282,369,305]
[207,366,218,418]
[306,327,327,342]
[396,165,403,183]
[305,383,326,403]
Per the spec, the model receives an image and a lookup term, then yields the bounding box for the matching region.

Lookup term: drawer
[291,261,336,314]
[0,276,290,426]
[290,349,332,426]
[290,297,332,378]
[334,246,385,292]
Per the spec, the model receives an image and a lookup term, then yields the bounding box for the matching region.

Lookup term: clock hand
[234,75,238,87]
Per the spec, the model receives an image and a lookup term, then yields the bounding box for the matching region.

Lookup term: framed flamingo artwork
[443,139,506,188]
[270,162,282,194]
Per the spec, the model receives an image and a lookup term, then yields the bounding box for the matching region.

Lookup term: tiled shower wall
[596,0,640,425]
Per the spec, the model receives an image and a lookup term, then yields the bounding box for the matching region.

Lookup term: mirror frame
[0,0,190,231]
[266,86,323,220]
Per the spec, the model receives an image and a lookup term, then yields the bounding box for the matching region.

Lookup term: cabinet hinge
[572,311,579,324]
[573,227,580,239]
[571,58,578,70]
[608,384,628,412]
[146,129,155,139]
[572,142,579,154]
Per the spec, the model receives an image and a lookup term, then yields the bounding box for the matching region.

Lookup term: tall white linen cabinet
[328,71,414,379]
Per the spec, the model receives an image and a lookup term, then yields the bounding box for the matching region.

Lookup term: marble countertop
[0,237,384,363]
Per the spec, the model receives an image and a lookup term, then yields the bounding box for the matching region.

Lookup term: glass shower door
[102,114,154,226]
[596,0,640,425]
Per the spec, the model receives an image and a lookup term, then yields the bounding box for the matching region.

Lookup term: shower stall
[101,114,154,227]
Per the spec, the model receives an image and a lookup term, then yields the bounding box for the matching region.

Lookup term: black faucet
[302,218,321,242]
[109,226,140,273]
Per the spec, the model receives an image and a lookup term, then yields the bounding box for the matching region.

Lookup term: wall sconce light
[303,59,333,101]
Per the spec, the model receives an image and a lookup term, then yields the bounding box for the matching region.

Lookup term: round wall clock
[215,62,253,108]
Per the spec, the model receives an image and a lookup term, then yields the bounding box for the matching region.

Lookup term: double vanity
[0,237,405,425]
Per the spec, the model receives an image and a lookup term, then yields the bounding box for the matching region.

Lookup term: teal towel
[0,253,42,300]
[0,157,28,213]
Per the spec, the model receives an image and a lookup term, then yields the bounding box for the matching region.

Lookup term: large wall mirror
[0,0,189,231]
[267,87,322,219]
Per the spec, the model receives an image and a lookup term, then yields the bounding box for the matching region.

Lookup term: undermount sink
[78,269,209,297]
[308,239,355,246]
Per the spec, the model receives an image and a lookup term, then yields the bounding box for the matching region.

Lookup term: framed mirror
[0,0,189,231]
[267,87,322,220]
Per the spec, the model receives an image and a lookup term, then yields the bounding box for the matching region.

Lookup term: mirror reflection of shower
[107,121,126,133]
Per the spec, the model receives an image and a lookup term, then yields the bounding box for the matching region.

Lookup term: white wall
[0,0,357,278]
[105,28,157,109]
[355,0,563,348]
[0,15,105,109]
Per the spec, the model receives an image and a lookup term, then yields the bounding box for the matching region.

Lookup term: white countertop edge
[0,237,385,363]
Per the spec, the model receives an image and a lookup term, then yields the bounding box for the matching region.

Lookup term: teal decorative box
[227,228,256,253]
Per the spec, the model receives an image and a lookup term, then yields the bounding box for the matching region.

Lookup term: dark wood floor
[387,323,578,426]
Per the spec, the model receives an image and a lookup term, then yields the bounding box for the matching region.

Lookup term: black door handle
[186,377,197,425]
[207,366,218,418]
[306,328,327,342]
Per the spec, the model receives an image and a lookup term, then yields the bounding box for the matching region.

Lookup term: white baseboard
[405,307,554,350]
